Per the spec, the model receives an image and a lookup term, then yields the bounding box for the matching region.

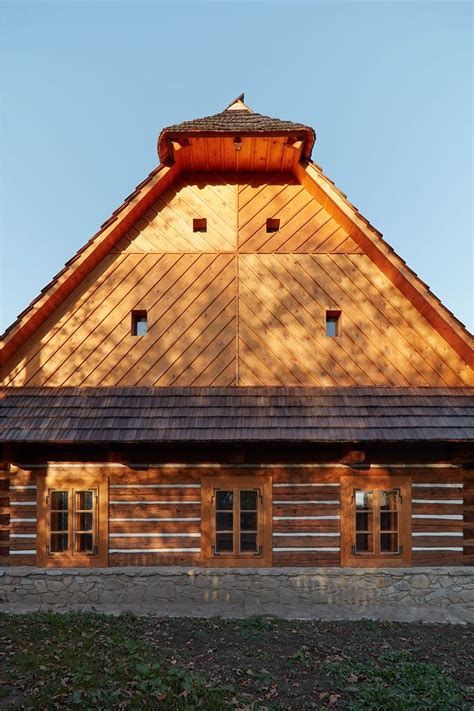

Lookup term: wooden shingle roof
[1,387,473,443]
[157,95,316,162]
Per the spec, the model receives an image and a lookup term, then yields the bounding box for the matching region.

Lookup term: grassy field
[0,613,472,709]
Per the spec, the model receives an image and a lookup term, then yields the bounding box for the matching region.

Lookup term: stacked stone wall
[1,567,473,623]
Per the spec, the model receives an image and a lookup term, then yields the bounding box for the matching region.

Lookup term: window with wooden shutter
[201,476,272,566]
[340,474,411,567]
[37,472,108,567]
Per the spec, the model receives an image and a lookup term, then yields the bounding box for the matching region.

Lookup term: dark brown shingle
[0,386,473,443]
[157,104,316,162]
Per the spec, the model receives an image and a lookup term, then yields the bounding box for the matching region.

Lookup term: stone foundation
[1,567,473,623]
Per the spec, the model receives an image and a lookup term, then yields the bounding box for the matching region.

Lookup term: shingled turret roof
[157,93,316,162]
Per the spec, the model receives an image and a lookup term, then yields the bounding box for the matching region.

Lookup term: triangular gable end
[1,99,473,385]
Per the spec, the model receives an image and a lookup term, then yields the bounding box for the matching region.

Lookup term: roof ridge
[224,93,252,112]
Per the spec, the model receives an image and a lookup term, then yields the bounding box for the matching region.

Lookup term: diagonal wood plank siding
[238,173,362,254]
[238,254,472,386]
[4,254,237,386]
[2,173,472,386]
[114,173,238,254]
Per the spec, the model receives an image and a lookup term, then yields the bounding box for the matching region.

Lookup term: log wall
[272,468,340,567]
[7,468,36,566]
[410,468,467,566]
[464,475,474,565]
[1,463,472,568]
[0,465,10,564]
[108,468,202,567]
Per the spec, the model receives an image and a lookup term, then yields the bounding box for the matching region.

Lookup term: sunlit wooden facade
[1,96,473,570]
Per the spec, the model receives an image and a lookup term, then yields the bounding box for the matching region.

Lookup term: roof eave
[157,127,316,164]
[2,436,472,444]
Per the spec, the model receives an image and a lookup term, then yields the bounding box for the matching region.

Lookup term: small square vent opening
[266,218,280,233]
[193,218,207,233]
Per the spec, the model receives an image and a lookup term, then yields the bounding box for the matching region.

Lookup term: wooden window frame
[37,472,108,568]
[131,310,148,337]
[201,475,272,567]
[325,310,341,337]
[340,473,411,567]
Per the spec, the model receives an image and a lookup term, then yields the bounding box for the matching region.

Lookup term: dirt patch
[136,616,474,708]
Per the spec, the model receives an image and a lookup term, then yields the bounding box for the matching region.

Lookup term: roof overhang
[158,128,315,165]
[1,386,473,445]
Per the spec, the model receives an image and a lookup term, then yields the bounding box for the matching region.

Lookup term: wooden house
[0,95,473,575]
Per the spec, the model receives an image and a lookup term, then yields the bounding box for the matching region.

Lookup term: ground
[0,613,472,709]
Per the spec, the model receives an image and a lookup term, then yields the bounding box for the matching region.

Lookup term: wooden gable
[2,163,472,387]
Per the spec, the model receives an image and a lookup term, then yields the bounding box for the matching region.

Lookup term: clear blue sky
[1,0,472,333]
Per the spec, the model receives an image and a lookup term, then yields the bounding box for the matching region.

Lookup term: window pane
[51,511,68,532]
[50,533,68,552]
[216,532,233,552]
[135,319,147,336]
[77,512,93,532]
[356,533,373,553]
[380,511,398,532]
[51,491,68,510]
[355,490,373,510]
[240,512,257,531]
[77,491,93,510]
[240,532,257,552]
[380,490,398,510]
[132,312,148,336]
[216,490,233,510]
[356,511,373,532]
[381,532,399,553]
[326,317,338,337]
[76,533,94,553]
[240,490,257,510]
[216,511,233,531]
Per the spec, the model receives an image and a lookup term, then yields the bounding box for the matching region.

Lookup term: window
[193,218,207,233]
[201,476,272,566]
[340,474,411,567]
[326,310,341,337]
[49,489,96,553]
[37,473,108,567]
[266,218,280,233]
[131,310,148,336]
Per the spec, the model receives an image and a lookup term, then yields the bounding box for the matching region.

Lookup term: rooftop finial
[225,93,252,112]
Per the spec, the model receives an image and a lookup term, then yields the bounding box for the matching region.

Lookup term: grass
[0,612,232,709]
[236,615,278,633]
[323,650,468,710]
